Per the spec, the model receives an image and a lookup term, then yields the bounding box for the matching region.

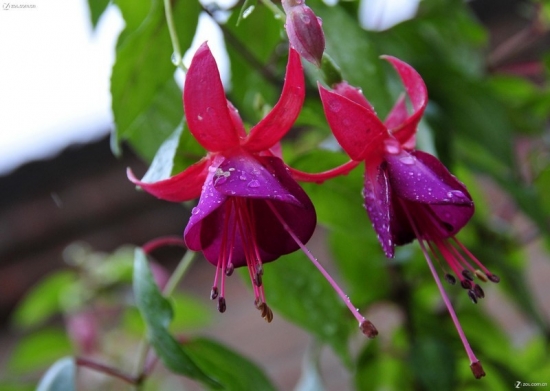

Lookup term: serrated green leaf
[133,249,220,387]
[261,251,353,365]
[185,337,277,391]
[11,271,75,329]
[35,357,75,391]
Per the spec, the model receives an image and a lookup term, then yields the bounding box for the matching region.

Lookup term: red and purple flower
[319,56,499,378]
[128,43,376,336]
[128,42,311,321]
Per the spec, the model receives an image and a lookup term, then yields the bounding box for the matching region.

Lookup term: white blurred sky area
[0,0,418,176]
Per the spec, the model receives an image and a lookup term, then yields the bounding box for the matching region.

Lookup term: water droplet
[191,207,200,215]
[247,180,260,188]
[242,5,255,18]
[399,155,415,165]
[300,14,311,24]
[228,167,235,171]
[171,53,179,66]
[384,139,400,155]
[197,115,203,121]
[239,175,247,181]
[329,100,341,113]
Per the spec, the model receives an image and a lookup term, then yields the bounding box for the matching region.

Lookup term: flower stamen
[266,200,378,338]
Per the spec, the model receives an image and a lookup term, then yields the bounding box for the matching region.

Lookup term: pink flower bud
[282,0,325,67]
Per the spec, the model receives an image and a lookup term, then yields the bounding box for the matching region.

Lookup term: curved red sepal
[184,43,240,152]
[381,55,427,147]
[243,48,305,152]
[319,84,388,161]
[127,158,210,202]
[288,159,361,183]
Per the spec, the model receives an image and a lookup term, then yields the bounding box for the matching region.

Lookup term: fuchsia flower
[319,56,499,378]
[128,42,376,336]
[282,0,325,67]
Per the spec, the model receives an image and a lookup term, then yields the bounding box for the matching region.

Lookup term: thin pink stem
[76,357,138,385]
[142,236,186,254]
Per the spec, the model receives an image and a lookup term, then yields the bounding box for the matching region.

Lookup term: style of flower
[282,0,325,67]
[128,42,376,337]
[318,56,499,378]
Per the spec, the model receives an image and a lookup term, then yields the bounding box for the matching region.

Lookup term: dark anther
[473,284,485,299]
[225,263,234,276]
[359,320,378,338]
[488,273,500,283]
[263,304,274,323]
[217,297,227,313]
[254,272,263,287]
[467,290,478,304]
[210,287,218,300]
[444,273,456,285]
[461,279,472,290]
[256,263,263,276]
[470,361,486,379]
[474,269,488,282]
[462,269,475,281]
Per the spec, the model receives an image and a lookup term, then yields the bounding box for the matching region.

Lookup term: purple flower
[128,42,313,320]
[282,0,325,67]
[128,43,377,336]
[319,56,499,378]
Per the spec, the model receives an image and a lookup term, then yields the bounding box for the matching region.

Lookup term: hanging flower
[282,0,325,67]
[318,56,499,378]
[128,42,376,336]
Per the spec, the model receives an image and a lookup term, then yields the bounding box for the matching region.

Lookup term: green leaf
[289,149,369,233]
[132,249,219,387]
[36,357,76,391]
[261,251,353,364]
[9,329,72,374]
[141,123,184,183]
[223,4,284,124]
[112,0,200,161]
[329,230,390,306]
[185,337,277,391]
[410,336,456,391]
[86,0,111,28]
[11,271,75,329]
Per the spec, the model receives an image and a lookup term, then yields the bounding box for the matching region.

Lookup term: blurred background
[1,0,550,390]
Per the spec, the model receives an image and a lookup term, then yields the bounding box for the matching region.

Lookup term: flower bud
[282,0,325,67]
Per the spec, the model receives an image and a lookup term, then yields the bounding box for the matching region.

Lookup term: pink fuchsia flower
[128,42,376,336]
[319,56,499,378]
[282,0,325,67]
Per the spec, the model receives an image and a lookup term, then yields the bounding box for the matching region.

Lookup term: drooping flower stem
[266,201,378,338]
[163,0,187,72]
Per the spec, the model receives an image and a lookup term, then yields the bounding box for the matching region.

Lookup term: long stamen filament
[266,201,377,338]
[399,200,484,378]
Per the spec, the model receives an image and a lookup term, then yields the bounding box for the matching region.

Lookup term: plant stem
[258,0,286,22]
[163,250,197,296]
[163,0,187,71]
[76,357,137,385]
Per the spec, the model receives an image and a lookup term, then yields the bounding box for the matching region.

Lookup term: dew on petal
[248,180,260,188]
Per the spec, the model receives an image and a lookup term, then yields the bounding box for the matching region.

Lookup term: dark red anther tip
[210,287,219,300]
[225,263,234,276]
[444,273,456,285]
[488,273,500,283]
[473,284,485,299]
[462,269,475,281]
[467,290,478,304]
[218,297,227,313]
[359,320,378,338]
[470,361,486,379]
[461,279,473,290]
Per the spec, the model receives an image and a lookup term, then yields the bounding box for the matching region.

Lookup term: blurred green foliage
[5,0,550,390]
